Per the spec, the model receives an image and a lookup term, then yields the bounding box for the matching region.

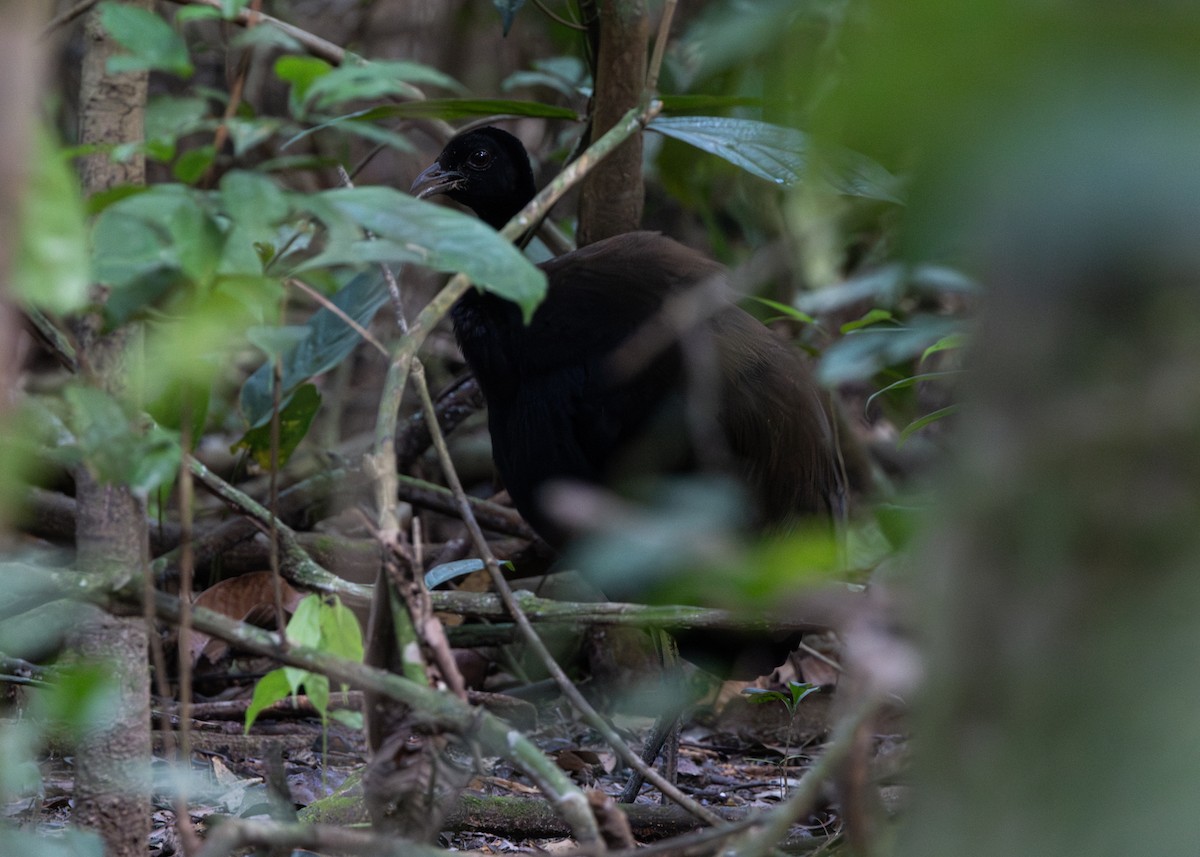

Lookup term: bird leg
[617,629,690,804]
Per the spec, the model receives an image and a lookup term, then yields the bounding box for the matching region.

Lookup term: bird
[411,126,844,799]
[411,126,844,548]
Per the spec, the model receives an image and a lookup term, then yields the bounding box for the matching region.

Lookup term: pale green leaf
[100,2,193,77]
[13,127,90,314]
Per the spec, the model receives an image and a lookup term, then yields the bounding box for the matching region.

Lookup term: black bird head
[410,127,537,230]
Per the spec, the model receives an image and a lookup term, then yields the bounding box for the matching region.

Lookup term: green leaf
[747,297,816,325]
[303,672,330,720]
[239,271,389,428]
[245,668,291,733]
[219,171,289,238]
[502,56,587,98]
[91,211,179,323]
[899,405,959,445]
[61,386,181,497]
[330,709,364,730]
[303,61,465,113]
[788,681,821,706]
[127,424,183,498]
[818,316,961,386]
[145,95,210,147]
[875,503,924,550]
[287,116,417,155]
[425,559,486,589]
[13,127,90,314]
[650,116,806,186]
[274,55,333,114]
[36,662,121,737]
[649,116,901,203]
[865,370,963,413]
[91,184,234,323]
[229,24,303,54]
[795,265,906,316]
[63,386,132,457]
[232,382,321,468]
[286,594,324,649]
[306,186,546,316]
[493,0,527,35]
[319,597,364,663]
[921,332,967,362]
[840,308,894,334]
[99,2,193,78]
[224,117,286,157]
[172,145,216,184]
[174,6,223,24]
[743,687,789,705]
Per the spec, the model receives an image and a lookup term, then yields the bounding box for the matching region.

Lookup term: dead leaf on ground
[188,571,306,665]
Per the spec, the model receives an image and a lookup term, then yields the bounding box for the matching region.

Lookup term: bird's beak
[410,162,464,199]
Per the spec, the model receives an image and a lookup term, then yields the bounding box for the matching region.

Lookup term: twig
[40,0,99,37]
[162,0,350,67]
[201,0,263,188]
[429,589,837,635]
[185,455,373,606]
[287,277,389,355]
[646,0,677,94]
[173,405,201,857]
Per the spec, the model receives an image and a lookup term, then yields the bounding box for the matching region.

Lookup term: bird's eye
[467,148,492,170]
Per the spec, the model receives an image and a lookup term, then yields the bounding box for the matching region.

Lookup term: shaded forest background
[2,2,1200,857]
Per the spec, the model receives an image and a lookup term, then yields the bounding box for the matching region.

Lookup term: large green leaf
[302,185,546,316]
[13,127,90,315]
[233,382,321,467]
[60,386,182,498]
[303,61,466,113]
[239,270,389,428]
[99,2,192,78]
[648,115,901,203]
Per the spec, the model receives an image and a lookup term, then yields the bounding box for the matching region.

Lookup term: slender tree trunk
[69,4,154,854]
[0,2,50,430]
[899,109,1200,857]
[576,0,647,245]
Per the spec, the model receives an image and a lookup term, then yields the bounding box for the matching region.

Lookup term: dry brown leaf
[188,571,306,665]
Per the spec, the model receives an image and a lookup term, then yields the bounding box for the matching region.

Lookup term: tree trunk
[898,96,1200,857]
[0,2,48,430]
[576,0,647,245]
[69,5,154,855]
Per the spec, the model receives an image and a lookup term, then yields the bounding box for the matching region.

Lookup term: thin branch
[646,0,677,93]
[287,277,389,355]
[40,0,99,37]
[185,455,374,606]
[162,0,350,67]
